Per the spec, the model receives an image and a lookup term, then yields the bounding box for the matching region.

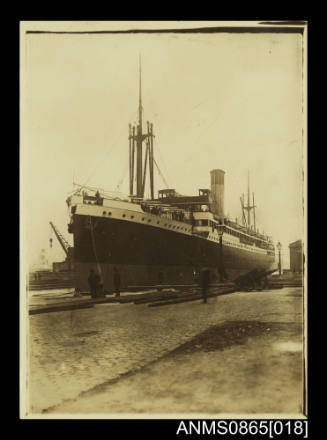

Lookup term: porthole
[108,212,112,216]
[157,221,160,224]
[131,216,134,219]
[103,211,106,215]
[148,219,151,223]
[122,214,126,218]
[142,218,145,221]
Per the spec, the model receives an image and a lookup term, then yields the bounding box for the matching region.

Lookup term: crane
[49,222,71,256]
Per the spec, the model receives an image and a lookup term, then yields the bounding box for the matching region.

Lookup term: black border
[15,16,311,438]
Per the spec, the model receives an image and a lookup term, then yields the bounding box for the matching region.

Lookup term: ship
[66,63,275,292]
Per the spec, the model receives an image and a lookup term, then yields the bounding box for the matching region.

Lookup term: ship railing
[72,183,131,203]
[224,218,270,241]
[140,204,193,224]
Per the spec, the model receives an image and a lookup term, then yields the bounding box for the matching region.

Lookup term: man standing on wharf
[88,269,97,298]
[113,267,121,297]
[200,268,211,304]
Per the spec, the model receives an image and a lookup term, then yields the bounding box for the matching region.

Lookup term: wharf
[28,275,302,315]
[28,286,304,415]
[28,284,235,315]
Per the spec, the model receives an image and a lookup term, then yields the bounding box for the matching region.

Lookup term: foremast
[129,57,155,200]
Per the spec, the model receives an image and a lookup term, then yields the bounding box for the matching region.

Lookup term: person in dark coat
[200,268,211,304]
[113,267,121,297]
[95,190,102,205]
[88,269,97,298]
[94,272,101,297]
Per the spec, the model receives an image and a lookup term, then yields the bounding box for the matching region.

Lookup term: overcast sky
[21,22,305,268]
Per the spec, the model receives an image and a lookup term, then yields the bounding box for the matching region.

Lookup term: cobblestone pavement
[27,288,303,414]
[53,321,303,416]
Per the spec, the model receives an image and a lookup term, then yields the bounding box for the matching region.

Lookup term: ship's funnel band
[210,169,225,218]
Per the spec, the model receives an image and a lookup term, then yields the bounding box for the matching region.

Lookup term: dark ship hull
[72,213,275,292]
[68,64,276,292]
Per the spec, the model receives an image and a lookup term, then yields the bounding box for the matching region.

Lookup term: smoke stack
[210,169,225,218]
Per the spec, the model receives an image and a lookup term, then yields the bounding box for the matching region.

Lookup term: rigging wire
[142,107,175,195]
[80,125,125,189]
[142,106,173,190]
[115,159,129,192]
[188,112,220,156]
[153,157,170,189]
[78,77,217,195]
[142,95,217,192]
[89,216,103,280]
[78,94,218,196]
[155,137,174,190]
[79,108,139,191]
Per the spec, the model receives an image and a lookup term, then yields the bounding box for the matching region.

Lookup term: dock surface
[27,286,304,416]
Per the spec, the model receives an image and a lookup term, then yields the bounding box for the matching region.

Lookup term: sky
[21,22,306,269]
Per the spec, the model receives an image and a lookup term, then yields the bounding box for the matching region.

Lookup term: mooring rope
[89,216,103,282]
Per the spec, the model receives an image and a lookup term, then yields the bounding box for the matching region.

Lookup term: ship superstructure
[66,63,275,292]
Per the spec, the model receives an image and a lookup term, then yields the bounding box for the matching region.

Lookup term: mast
[252,192,256,231]
[241,171,256,230]
[136,55,143,198]
[129,58,155,200]
[240,194,247,227]
[138,55,142,130]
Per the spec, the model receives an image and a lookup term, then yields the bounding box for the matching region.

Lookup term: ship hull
[72,214,275,292]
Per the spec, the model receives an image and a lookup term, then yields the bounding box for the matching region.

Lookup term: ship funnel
[210,169,225,219]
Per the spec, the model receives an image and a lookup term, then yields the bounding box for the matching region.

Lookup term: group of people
[141,204,162,215]
[140,204,185,223]
[88,266,218,304]
[88,267,121,298]
[171,211,184,222]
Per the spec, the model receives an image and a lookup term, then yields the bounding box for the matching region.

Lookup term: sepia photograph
[20,20,307,419]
